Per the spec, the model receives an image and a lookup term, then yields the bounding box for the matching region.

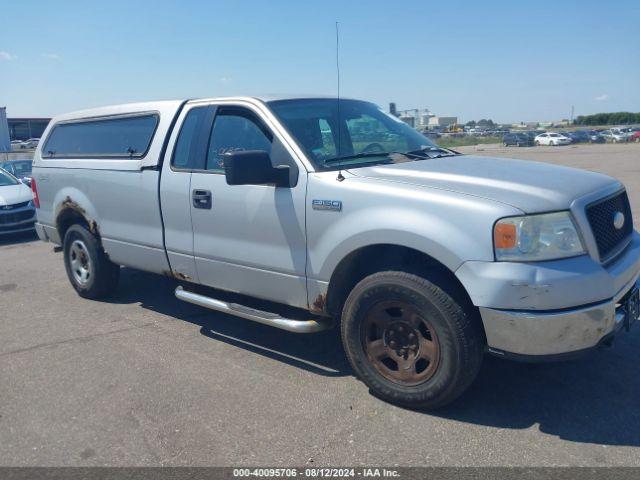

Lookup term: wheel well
[325,244,476,320]
[56,208,89,243]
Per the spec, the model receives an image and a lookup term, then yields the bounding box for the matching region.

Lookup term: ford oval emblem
[613,211,625,230]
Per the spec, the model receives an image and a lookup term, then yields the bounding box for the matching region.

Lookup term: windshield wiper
[322,146,458,167]
[323,152,392,165]
[324,149,431,165]
[407,146,460,158]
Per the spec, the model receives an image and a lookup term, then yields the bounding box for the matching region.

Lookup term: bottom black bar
[2,468,640,480]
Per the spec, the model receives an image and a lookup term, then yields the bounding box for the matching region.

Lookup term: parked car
[534,132,571,146]
[631,131,640,143]
[0,159,33,185]
[586,130,606,143]
[563,130,595,143]
[502,132,532,147]
[20,138,40,149]
[32,96,640,409]
[601,129,628,143]
[558,131,575,141]
[618,128,635,139]
[0,168,37,235]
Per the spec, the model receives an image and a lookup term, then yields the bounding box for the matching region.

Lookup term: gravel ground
[1,143,640,466]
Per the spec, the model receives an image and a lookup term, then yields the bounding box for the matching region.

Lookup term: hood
[348,155,618,213]
[0,183,33,207]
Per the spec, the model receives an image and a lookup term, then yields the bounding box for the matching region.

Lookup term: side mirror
[224,150,291,187]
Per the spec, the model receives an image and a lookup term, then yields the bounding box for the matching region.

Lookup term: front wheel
[63,224,120,298]
[341,271,484,409]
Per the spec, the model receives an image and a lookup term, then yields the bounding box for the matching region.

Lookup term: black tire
[341,271,484,409]
[63,224,120,299]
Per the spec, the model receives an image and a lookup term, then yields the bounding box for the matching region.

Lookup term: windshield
[268,98,445,170]
[0,169,19,187]
[0,160,32,177]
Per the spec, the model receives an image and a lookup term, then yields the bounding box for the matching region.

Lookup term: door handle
[192,189,212,209]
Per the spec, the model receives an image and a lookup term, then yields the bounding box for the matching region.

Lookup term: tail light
[31,178,40,208]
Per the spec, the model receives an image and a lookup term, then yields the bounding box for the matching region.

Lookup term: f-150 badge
[312,199,342,212]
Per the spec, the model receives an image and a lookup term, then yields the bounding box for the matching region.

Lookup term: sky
[1,0,639,123]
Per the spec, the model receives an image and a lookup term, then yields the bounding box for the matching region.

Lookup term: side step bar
[175,286,330,333]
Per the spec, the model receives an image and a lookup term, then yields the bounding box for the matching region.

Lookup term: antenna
[335,21,345,182]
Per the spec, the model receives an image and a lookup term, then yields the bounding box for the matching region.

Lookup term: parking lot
[1,142,640,467]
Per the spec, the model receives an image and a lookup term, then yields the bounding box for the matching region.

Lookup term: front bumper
[480,278,635,358]
[457,232,640,358]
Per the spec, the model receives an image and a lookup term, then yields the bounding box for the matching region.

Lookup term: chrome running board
[175,286,330,333]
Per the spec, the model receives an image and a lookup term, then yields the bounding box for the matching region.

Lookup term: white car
[20,138,40,149]
[534,132,571,146]
[0,168,37,235]
[601,129,628,143]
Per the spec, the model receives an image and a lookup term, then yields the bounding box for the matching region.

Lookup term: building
[8,118,51,141]
[388,102,458,130]
[397,108,435,129]
[399,115,415,128]
[427,116,458,128]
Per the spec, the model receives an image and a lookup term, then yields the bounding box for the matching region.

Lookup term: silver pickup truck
[32,96,640,408]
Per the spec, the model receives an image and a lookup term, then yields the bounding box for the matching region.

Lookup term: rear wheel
[341,271,484,409]
[63,224,119,298]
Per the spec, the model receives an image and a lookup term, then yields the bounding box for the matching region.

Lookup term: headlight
[494,211,585,261]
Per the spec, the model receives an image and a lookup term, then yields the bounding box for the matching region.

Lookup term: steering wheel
[360,142,386,154]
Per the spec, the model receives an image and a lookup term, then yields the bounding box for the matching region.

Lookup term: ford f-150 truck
[32,96,640,408]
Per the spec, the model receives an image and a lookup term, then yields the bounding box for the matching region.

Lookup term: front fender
[306,174,522,283]
[311,212,477,281]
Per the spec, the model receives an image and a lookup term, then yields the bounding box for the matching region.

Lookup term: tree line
[574,112,640,126]
[464,119,496,128]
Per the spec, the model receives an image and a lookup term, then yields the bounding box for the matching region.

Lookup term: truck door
[188,102,308,308]
[159,104,215,282]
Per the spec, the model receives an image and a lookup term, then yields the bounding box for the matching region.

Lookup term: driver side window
[206,108,273,172]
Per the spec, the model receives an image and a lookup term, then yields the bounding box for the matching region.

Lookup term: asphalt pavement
[1,143,640,466]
